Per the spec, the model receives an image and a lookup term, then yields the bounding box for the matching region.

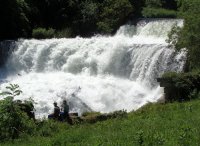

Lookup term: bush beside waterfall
[142,8,177,18]
[175,0,200,70]
[32,28,55,39]
[158,71,200,102]
[0,84,36,141]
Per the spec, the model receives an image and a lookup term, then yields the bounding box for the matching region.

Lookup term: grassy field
[1,99,200,146]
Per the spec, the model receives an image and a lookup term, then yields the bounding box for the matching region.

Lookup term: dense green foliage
[97,0,133,34]
[174,0,200,70]
[0,0,180,39]
[142,7,177,18]
[0,84,35,141]
[32,28,55,39]
[1,98,200,145]
[80,110,127,124]
[0,0,31,39]
[142,0,178,18]
[159,72,200,102]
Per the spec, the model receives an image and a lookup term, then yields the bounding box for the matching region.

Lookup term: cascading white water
[0,19,187,118]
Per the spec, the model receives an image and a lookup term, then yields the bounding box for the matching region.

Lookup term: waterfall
[0,19,187,118]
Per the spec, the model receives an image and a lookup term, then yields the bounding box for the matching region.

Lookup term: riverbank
[1,98,200,146]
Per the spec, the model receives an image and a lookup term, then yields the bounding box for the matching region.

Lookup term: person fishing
[48,102,60,120]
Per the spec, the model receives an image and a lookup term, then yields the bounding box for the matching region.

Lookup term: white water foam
[0,19,187,118]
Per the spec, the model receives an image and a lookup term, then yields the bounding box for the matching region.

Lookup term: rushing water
[0,19,187,118]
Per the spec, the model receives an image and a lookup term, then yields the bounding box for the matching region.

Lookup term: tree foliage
[0,84,35,141]
[0,0,182,39]
[0,0,31,39]
[159,71,200,102]
[175,0,200,70]
[97,0,133,34]
[142,0,178,18]
[32,28,55,39]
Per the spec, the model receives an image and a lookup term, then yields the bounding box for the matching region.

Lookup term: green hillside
[2,98,200,146]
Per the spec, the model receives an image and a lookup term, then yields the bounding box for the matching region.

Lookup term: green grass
[2,100,200,146]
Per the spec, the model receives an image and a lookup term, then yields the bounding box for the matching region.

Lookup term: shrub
[0,0,31,39]
[158,72,200,102]
[175,0,200,70]
[55,28,73,38]
[134,130,144,145]
[97,0,133,34]
[36,120,60,137]
[0,84,36,141]
[32,28,55,39]
[81,110,127,123]
[82,112,101,117]
[142,7,177,18]
[145,0,162,8]
[166,23,182,47]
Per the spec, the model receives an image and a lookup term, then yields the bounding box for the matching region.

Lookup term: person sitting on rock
[48,102,60,120]
[60,100,69,121]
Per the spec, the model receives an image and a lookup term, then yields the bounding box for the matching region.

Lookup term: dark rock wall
[158,72,200,102]
[0,40,15,67]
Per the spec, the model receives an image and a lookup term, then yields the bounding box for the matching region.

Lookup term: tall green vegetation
[0,0,31,39]
[2,99,200,145]
[0,0,134,38]
[0,0,181,39]
[174,0,200,70]
[32,28,55,39]
[159,71,200,102]
[78,0,99,35]
[97,0,133,34]
[142,0,177,18]
[0,84,35,141]
[143,0,177,10]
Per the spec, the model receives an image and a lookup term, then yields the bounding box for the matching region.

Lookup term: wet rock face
[0,40,15,66]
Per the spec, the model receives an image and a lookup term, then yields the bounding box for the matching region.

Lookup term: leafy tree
[128,0,145,17]
[145,0,162,8]
[97,0,133,34]
[79,0,99,36]
[0,0,31,39]
[0,0,183,39]
[142,0,177,18]
[142,7,177,18]
[0,84,35,141]
[32,28,55,39]
[144,0,177,9]
[161,0,177,10]
[175,0,200,70]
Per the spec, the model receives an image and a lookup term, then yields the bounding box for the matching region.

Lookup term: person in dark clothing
[48,102,60,120]
[62,100,69,117]
[60,100,70,122]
